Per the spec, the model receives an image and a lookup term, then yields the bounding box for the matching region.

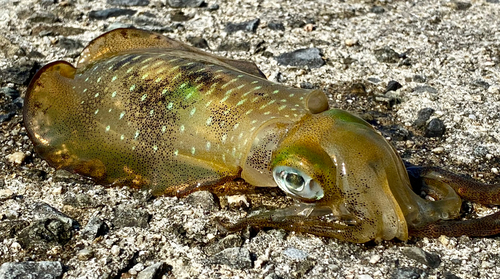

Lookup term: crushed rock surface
[1,0,500,278]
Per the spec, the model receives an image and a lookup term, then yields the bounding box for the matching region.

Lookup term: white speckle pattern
[221,78,238,89]
[236,99,246,106]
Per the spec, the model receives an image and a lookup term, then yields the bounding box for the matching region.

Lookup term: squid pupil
[284,172,305,190]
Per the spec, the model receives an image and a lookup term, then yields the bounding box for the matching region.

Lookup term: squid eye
[284,173,305,191]
[272,166,324,200]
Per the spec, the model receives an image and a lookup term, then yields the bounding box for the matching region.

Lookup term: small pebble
[130,263,145,274]
[425,118,446,138]
[10,242,22,251]
[374,46,400,63]
[267,21,285,31]
[345,39,357,46]
[0,189,14,201]
[283,247,308,261]
[386,80,402,92]
[438,235,449,246]
[77,248,94,260]
[275,48,325,68]
[492,168,499,174]
[111,245,121,256]
[303,23,314,31]
[369,254,381,264]
[226,195,249,207]
[52,186,63,195]
[432,147,444,154]
[6,151,26,165]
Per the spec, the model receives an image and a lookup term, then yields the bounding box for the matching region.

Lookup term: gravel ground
[1,0,500,278]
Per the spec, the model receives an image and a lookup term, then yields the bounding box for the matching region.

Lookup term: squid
[24,28,500,243]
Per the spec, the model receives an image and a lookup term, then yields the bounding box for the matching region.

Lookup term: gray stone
[187,36,209,49]
[27,12,58,24]
[217,42,251,52]
[267,21,285,31]
[0,36,24,58]
[413,107,435,129]
[370,6,385,14]
[453,1,472,10]
[33,202,79,229]
[171,11,192,22]
[276,48,325,68]
[137,262,171,279]
[0,261,63,279]
[56,37,83,51]
[401,247,441,268]
[107,0,149,6]
[207,3,219,10]
[112,205,150,228]
[413,74,427,83]
[413,85,438,94]
[225,19,260,34]
[17,219,74,249]
[62,192,98,208]
[105,22,135,31]
[425,118,446,138]
[77,248,94,260]
[206,247,252,269]
[374,46,400,63]
[0,220,29,241]
[0,88,19,100]
[81,217,109,240]
[282,249,316,278]
[167,0,204,8]
[184,191,218,211]
[31,26,86,37]
[89,8,137,20]
[204,234,243,255]
[390,267,423,279]
[386,80,402,92]
[283,247,308,260]
[0,61,40,85]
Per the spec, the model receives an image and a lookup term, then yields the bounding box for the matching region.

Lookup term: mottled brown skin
[24,28,500,243]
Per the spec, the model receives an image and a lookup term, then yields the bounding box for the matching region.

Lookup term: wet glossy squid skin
[24,28,500,243]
